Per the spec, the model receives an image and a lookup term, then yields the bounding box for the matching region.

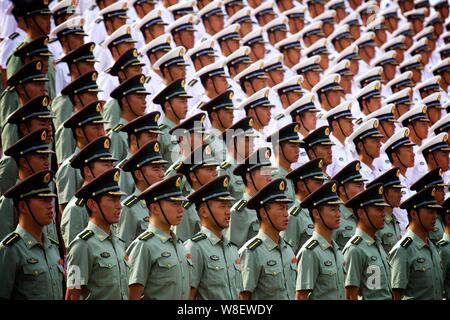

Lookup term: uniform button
[108,264,112,268]
[33,271,38,276]
[167,264,171,267]
[215,267,219,270]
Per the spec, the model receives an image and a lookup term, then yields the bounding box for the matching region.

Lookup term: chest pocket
[411,259,432,286]
[205,260,227,285]
[95,259,117,286]
[251,222,260,233]
[381,232,397,245]
[319,264,337,281]
[262,266,285,290]
[342,229,354,239]
[22,264,48,295]
[155,257,180,283]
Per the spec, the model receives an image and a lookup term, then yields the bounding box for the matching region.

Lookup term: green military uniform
[118,190,149,249]
[437,233,450,299]
[116,157,135,195]
[174,201,201,243]
[272,166,296,206]
[377,213,401,254]
[102,99,121,132]
[158,117,179,166]
[333,204,357,250]
[205,127,227,162]
[429,217,445,245]
[61,197,88,248]
[51,94,73,133]
[227,193,259,248]
[0,169,64,299]
[0,156,18,195]
[55,152,82,205]
[185,227,242,300]
[281,199,314,255]
[218,156,244,201]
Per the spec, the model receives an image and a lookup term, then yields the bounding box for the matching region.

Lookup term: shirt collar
[384,213,395,224]
[257,230,280,251]
[225,154,237,165]
[355,228,376,246]
[443,233,450,242]
[201,226,227,246]
[405,228,427,248]
[312,231,334,251]
[163,117,176,129]
[148,223,175,243]
[15,225,51,249]
[87,221,113,242]
[340,204,354,219]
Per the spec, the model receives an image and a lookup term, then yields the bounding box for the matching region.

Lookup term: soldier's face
[194,166,218,185]
[220,39,240,56]
[216,109,234,129]
[26,154,50,172]
[340,75,352,94]
[23,81,48,99]
[158,200,184,225]
[91,161,114,177]
[303,178,323,194]
[379,121,396,139]
[427,107,442,124]
[239,22,253,37]
[98,195,122,224]
[323,90,343,109]
[170,97,188,119]
[317,204,340,229]
[177,30,195,49]
[82,123,105,142]
[31,14,52,35]
[79,92,98,106]
[141,164,165,186]
[416,208,438,231]
[266,70,284,87]
[383,64,396,81]
[299,111,317,132]
[344,182,365,200]
[210,76,230,95]
[235,136,254,159]
[432,150,450,171]
[206,15,225,34]
[434,186,446,205]
[138,131,159,146]
[167,65,186,81]
[249,77,268,92]
[253,105,272,127]
[412,121,430,140]
[207,199,232,229]
[251,168,272,190]
[304,71,321,87]
[336,117,354,137]
[144,25,165,42]
[66,34,85,51]
[396,146,415,168]
[284,48,301,67]
[385,188,402,208]
[127,93,147,116]
[312,145,333,165]
[280,142,300,164]
[25,197,53,225]
[28,118,53,143]
[76,61,96,75]
[250,43,266,61]
[362,206,385,230]
[124,65,143,79]
[288,17,304,34]
[362,137,382,158]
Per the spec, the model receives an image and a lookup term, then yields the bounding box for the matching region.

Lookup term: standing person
[184,176,242,300]
[295,181,346,300]
[127,175,190,300]
[0,170,64,300]
[65,169,129,300]
[438,197,450,300]
[239,179,296,300]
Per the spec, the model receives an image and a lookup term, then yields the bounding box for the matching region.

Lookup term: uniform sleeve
[296,248,319,291]
[343,245,364,287]
[1,123,19,153]
[239,248,260,292]
[127,241,151,286]
[184,240,203,288]
[55,126,75,165]
[388,246,409,290]
[281,215,300,255]
[0,156,18,195]
[61,206,88,249]
[66,239,91,288]
[117,206,138,249]
[55,164,79,205]
[0,245,18,299]
[0,197,15,241]
[107,131,128,161]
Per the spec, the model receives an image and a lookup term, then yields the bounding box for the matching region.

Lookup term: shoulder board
[289,206,301,217]
[138,231,155,241]
[75,198,84,207]
[437,239,449,247]
[306,239,319,250]
[220,161,231,169]
[247,238,262,250]
[191,233,207,242]
[117,159,126,169]
[159,123,167,130]
[183,201,193,209]
[48,236,59,246]
[78,230,94,240]
[112,124,123,132]
[6,86,14,92]
[2,232,20,247]
[124,196,139,208]
[235,200,247,212]
[188,79,198,87]
[9,32,19,40]
[351,236,362,245]
[400,237,413,248]
[274,114,285,120]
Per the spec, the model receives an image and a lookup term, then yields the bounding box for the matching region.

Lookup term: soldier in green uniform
[438,197,450,299]
[218,116,256,201]
[61,136,116,248]
[55,101,107,213]
[0,129,54,241]
[227,147,273,248]
[118,140,167,248]
[59,42,97,85]
[366,168,402,254]
[66,169,129,300]
[301,126,335,178]
[239,178,296,300]
[127,174,190,300]
[199,90,236,162]
[0,95,54,193]
[152,79,191,166]
[173,143,219,242]
[0,170,64,300]
[295,181,346,300]
[117,111,162,195]
[184,175,242,300]
[410,168,448,245]
[389,187,444,300]
[282,158,327,254]
[0,61,48,140]
[268,123,301,206]
[331,160,366,250]
[343,184,393,300]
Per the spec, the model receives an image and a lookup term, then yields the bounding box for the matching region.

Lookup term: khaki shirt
[205,127,227,163]
[158,117,180,167]
[55,151,83,205]
[217,155,244,202]
[437,233,450,299]
[226,192,259,248]
[333,204,357,250]
[61,196,89,248]
[272,166,296,207]
[173,201,201,243]
[377,213,401,254]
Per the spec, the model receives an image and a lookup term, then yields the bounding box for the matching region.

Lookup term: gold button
[167,264,171,267]
[27,241,32,245]
[34,271,38,276]
[108,264,112,268]
[216,267,219,270]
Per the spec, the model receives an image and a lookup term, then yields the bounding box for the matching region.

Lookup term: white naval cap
[252,1,275,17]
[392,23,414,38]
[98,1,128,19]
[354,67,383,87]
[404,8,427,19]
[198,0,225,20]
[431,57,450,75]
[263,16,288,33]
[354,80,381,101]
[356,1,377,14]
[371,50,398,67]
[213,24,241,42]
[381,35,406,51]
[311,73,342,95]
[384,87,412,105]
[167,14,196,33]
[425,12,442,27]
[416,75,441,93]
[386,71,414,90]
[298,21,324,39]
[304,38,329,57]
[226,8,253,26]
[234,60,266,83]
[272,75,304,96]
[430,112,450,135]
[186,40,217,62]
[347,118,384,144]
[323,101,353,122]
[379,5,399,18]
[140,34,172,56]
[51,0,77,15]
[422,92,443,109]
[413,26,435,42]
[438,43,450,57]
[237,87,273,110]
[224,46,252,67]
[328,24,351,43]
[417,132,450,156]
[365,16,386,32]
[397,104,430,126]
[334,44,360,62]
[362,104,396,123]
[325,0,345,10]
[324,59,352,77]
[283,93,318,119]
[275,33,301,51]
[283,5,306,18]
[153,46,187,70]
[102,24,136,49]
[167,0,195,15]
[134,9,166,32]
[407,38,431,56]
[431,0,449,7]
[242,27,265,46]
[339,11,360,26]
[380,127,415,154]
[262,54,284,72]
[51,15,86,38]
[292,55,322,73]
[312,9,336,24]
[354,31,376,47]
[195,59,228,81]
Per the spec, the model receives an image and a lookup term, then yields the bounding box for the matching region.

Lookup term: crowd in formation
[0,0,450,300]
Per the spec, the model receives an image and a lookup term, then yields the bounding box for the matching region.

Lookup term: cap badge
[176,176,182,187]
[113,171,120,182]
[42,96,49,106]
[279,180,286,191]
[332,183,337,192]
[223,177,229,187]
[379,186,383,194]
[104,139,110,149]
[41,130,47,141]
[43,172,51,184]
[154,142,160,152]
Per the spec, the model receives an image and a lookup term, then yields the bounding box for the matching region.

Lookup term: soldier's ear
[134,169,143,182]
[86,198,98,214]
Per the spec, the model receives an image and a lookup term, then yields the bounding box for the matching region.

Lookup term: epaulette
[138,231,155,241]
[118,237,125,243]
[306,239,319,250]
[191,233,207,242]
[220,161,231,169]
[183,201,193,209]
[79,230,94,241]
[437,239,449,247]
[289,206,301,217]
[48,236,59,246]
[274,114,284,120]
[159,123,167,130]
[247,238,262,250]
[234,199,247,212]
[351,236,362,245]
[124,196,139,208]
[400,237,413,248]
[75,198,84,207]
[2,233,20,247]
[117,159,126,169]
[9,32,19,40]
[112,124,123,132]
[188,79,198,87]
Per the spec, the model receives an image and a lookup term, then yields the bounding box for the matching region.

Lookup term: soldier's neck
[316,225,333,244]
[151,219,171,235]
[277,156,291,173]
[333,131,346,145]
[358,223,376,239]
[360,153,374,167]
[445,226,450,236]
[385,207,394,215]
[261,224,280,245]
[409,224,429,244]
[92,217,112,235]
[19,220,44,245]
